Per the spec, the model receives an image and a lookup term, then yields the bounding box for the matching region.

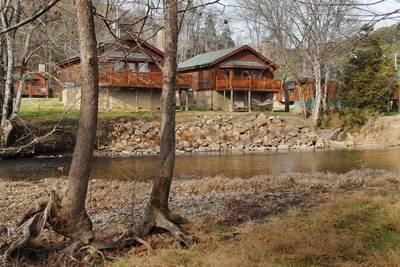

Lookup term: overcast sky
[216,0,400,45]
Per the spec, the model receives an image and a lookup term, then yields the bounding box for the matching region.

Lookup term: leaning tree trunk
[322,66,330,113]
[2,1,99,262]
[14,28,34,114]
[52,0,99,242]
[142,0,190,245]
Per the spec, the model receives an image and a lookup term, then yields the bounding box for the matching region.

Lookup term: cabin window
[225,69,230,77]
[63,82,76,88]
[233,69,240,77]
[138,62,149,72]
[241,70,250,78]
[114,61,125,72]
[127,62,136,71]
[252,70,262,79]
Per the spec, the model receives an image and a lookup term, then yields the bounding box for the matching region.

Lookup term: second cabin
[178,45,282,112]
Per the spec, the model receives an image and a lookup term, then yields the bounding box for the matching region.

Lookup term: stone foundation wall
[62,87,162,111]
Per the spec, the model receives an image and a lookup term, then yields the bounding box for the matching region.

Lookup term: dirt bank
[355,115,400,147]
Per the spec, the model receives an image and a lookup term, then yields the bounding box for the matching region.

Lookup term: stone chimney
[38,63,47,73]
[260,41,273,59]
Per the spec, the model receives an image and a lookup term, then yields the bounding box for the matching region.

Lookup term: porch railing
[215,75,282,92]
[59,69,192,89]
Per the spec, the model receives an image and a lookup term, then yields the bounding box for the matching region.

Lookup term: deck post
[223,90,226,111]
[248,90,251,112]
[210,89,213,110]
[230,90,234,112]
[229,69,234,112]
[185,90,189,111]
[135,88,138,112]
[105,88,110,112]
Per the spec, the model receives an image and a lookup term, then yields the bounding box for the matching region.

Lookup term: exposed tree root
[3,190,55,265]
[2,191,156,265]
[142,208,193,248]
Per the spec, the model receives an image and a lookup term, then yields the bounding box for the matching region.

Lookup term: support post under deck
[135,88,138,112]
[248,90,251,112]
[185,90,189,111]
[230,90,234,112]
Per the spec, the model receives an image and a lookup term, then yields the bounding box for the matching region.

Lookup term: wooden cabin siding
[219,50,264,64]
[276,82,338,102]
[14,72,49,97]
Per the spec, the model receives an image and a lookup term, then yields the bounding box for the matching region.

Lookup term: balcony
[215,75,282,92]
[60,69,192,89]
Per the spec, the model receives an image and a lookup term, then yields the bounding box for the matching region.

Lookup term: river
[1,148,400,181]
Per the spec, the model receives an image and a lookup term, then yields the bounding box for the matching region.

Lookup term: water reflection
[1,148,400,181]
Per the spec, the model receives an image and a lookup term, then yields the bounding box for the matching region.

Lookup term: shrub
[341,108,378,131]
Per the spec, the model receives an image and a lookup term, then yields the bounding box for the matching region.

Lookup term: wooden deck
[60,69,192,89]
[215,75,282,92]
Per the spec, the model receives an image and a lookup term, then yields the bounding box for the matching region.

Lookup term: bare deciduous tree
[141,0,191,245]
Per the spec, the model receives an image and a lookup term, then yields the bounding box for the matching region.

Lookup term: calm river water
[1,148,400,181]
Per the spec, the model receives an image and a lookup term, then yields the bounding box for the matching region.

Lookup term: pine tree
[218,23,235,49]
[201,15,218,52]
[340,35,398,113]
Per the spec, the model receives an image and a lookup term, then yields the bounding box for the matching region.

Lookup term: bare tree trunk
[53,0,99,242]
[150,0,178,214]
[2,1,99,262]
[311,56,322,127]
[283,76,289,112]
[142,0,190,245]
[297,85,307,117]
[0,0,21,128]
[0,38,4,114]
[322,66,330,113]
[14,28,33,114]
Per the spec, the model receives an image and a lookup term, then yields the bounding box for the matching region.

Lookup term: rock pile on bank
[100,113,331,156]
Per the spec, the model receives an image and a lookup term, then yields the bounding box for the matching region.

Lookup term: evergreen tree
[218,23,235,49]
[201,15,218,52]
[340,35,398,113]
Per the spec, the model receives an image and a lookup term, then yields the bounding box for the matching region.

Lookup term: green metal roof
[219,60,267,68]
[14,73,38,81]
[106,51,151,60]
[178,47,237,70]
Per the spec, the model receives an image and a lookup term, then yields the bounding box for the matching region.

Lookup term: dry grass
[111,193,400,267]
[3,170,400,266]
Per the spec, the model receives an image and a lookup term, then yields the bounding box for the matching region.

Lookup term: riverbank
[98,112,345,156]
[1,169,400,266]
[9,100,400,158]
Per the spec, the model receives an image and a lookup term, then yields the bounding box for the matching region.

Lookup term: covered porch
[214,65,282,112]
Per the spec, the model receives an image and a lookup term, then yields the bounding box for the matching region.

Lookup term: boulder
[277,144,290,150]
[239,122,253,134]
[141,123,152,133]
[315,138,325,149]
[318,128,341,141]
[254,113,268,127]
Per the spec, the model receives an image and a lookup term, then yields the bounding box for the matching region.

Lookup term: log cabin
[14,65,50,97]
[57,35,191,111]
[178,45,282,111]
[274,76,340,112]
